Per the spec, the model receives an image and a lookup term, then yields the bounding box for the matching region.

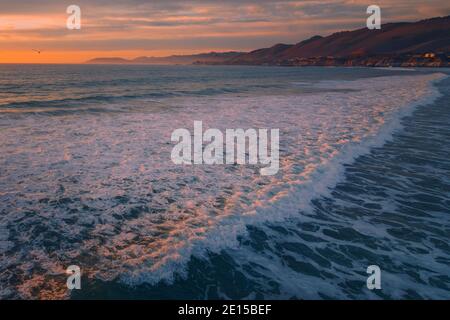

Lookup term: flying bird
[32,49,42,54]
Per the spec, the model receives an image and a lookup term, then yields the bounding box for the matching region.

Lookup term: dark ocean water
[0,65,448,299]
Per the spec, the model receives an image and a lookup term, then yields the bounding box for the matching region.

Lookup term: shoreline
[1,63,449,70]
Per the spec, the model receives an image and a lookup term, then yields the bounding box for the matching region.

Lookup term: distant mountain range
[87,16,450,67]
[87,52,243,65]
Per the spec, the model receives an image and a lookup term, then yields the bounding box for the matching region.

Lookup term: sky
[0,0,449,63]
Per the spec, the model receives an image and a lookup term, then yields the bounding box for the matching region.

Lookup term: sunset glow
[0,1,449,63]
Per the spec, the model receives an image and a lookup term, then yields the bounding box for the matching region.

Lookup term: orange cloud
[0,0,448,63]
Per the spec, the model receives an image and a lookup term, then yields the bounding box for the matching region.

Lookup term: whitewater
[0,65,448,299]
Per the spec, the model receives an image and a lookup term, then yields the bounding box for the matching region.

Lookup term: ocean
[0,65,449,299]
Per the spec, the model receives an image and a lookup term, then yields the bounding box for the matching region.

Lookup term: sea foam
[0,70,447,299]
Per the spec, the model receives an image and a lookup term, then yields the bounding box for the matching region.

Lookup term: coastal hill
[87,16,450,67]
[225,15,450,67]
